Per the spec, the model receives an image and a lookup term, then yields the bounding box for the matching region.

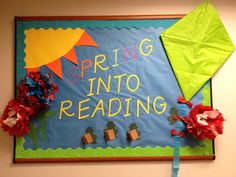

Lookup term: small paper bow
[178,96,193,108]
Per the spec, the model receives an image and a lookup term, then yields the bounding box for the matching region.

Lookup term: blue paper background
[16,20,207,150]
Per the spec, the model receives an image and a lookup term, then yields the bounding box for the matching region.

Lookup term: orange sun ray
[76,31,98,47]
[64,48,78,65]
[46,59,62,79]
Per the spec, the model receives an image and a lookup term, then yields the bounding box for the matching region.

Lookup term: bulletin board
[14,15,214,162]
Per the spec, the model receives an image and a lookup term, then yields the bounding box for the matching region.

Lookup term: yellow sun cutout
[24,28,98,78]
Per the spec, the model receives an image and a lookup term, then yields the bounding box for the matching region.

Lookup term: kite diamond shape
[161,2,234,100]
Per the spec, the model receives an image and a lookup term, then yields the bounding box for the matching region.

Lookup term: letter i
[112,48,120,67]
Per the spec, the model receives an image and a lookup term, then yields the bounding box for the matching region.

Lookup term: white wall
[0,0,235,177]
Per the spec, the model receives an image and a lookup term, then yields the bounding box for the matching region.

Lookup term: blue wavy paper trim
[16,19,178,85]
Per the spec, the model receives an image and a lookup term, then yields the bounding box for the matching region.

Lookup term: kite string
[172,103,190,177]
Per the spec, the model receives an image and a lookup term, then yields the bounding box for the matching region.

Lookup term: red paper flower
[0,100,33,137]
[18,71,58,114]
[17,95,41,115]
[186,104,224,140]
[0,72,58,137]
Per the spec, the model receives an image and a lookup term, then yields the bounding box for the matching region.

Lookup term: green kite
[161,2,234,100]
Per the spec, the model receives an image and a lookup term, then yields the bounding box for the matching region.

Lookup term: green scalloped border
[15,137,212,158]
